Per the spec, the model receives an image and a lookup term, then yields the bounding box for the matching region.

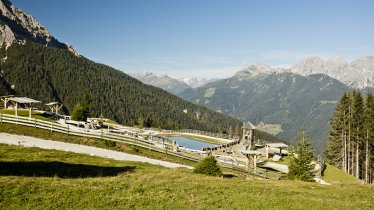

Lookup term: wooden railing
[0,113,283,179]
[0,113,198,162]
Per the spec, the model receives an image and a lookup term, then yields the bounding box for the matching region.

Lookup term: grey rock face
[290,56,374,88]
[0,0,79,55]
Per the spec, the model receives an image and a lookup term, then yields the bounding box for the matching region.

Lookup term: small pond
[169,136,217,150]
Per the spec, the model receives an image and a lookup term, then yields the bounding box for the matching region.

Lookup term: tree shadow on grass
[0,161,136,178]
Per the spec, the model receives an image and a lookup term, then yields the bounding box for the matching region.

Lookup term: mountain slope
[180,65,350,152]
[0,0,244,132]
[0,41,243,132]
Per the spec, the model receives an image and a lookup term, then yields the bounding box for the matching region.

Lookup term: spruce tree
[287,129,315,182]
[364,92,374,183]
[71,102,85,121]
[326,91,374,182]
[326,93,350,171]
[351,91,364,178]
[71,93,93,121]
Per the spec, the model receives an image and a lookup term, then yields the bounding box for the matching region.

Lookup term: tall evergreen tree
[326,93,350,171]
[71,93,93,121]
[364,93,374,183]
[351,91,364,178]
[287,129,315,182]
[326,91,374,183]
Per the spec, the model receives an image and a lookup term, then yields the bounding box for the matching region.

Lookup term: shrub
[104,140,116,148]
[193,156,222,176]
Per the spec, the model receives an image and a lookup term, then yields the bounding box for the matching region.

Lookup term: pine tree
[326,93,350,171]
[228,125,233,139]
[71,102,85,121]
[71,93,92,121]
[351,91,364,178]
[137,116,144,129]
[234,124,240,139]
[287,129,315,182]
[326,91,374,183]
[364,93,374,183]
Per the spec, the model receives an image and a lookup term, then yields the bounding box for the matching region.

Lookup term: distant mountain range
[133,57,374,95]
[135,57,374,152]
[179,64,355,153]
[289,56,374,89]
[131,72,217,94]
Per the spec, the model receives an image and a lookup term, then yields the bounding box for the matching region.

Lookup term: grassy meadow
[0,123,197,166]
[0,144,373,209]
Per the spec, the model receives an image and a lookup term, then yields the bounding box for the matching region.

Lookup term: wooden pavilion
[6,97,41,118]
[0,95,15,109]
[242,150,263,173]
[265,143,288,158]
[46,102,63,115]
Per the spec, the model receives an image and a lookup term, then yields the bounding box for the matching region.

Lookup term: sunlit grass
[0,144,373,210]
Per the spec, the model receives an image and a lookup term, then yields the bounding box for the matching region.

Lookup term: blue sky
[12,0,374,78]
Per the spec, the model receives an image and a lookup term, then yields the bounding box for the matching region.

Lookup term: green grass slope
[1,144,373,210]
[323,164,360,184]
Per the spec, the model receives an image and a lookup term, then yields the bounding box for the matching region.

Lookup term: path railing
[0,113,198,162]
[0,113,283,179]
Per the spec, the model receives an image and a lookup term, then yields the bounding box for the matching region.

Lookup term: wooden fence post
[50,122,53,132]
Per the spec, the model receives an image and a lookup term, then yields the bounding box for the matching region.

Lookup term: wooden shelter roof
[46,102,62,106]
[8,97,41,104]
[241,150,263,155]
[266,143,288,148]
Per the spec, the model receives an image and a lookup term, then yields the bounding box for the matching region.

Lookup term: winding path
[0,133,193,169]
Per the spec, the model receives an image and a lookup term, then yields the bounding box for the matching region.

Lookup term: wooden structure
[46,102,63,115]
[265,143,288,158]
[242,121,256,148]
[242,150,263,173]
[6,97,41,118]
[0,95,15,109]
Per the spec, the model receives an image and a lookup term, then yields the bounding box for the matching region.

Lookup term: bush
[193,156,222,176]
[104,140,116,148]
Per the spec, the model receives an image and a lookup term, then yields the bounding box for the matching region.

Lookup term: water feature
[169,136,217,150]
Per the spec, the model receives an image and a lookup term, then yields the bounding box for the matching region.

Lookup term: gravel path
[0,133,193,169]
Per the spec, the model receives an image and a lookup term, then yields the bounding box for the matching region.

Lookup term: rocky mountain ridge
[290,56,374,89]
[0,0,78,55]
[232,57,374,89]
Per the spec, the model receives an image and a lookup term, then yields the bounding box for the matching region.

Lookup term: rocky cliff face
[0,0,78,55]
[290,56,374,89]
[232,57,374,89]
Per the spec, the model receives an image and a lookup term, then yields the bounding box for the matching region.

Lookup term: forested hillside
[180,66,350,152]
[0,42,242,132]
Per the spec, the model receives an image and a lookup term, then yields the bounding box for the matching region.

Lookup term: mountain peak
[290,56,374,88]
[0,0,78,55]
[235,64,277,80]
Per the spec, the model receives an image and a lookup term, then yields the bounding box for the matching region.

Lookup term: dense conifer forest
[0,42,243,132]
[326,91,374,183]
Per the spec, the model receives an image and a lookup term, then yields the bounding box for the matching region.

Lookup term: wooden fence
[0,113,283,179]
